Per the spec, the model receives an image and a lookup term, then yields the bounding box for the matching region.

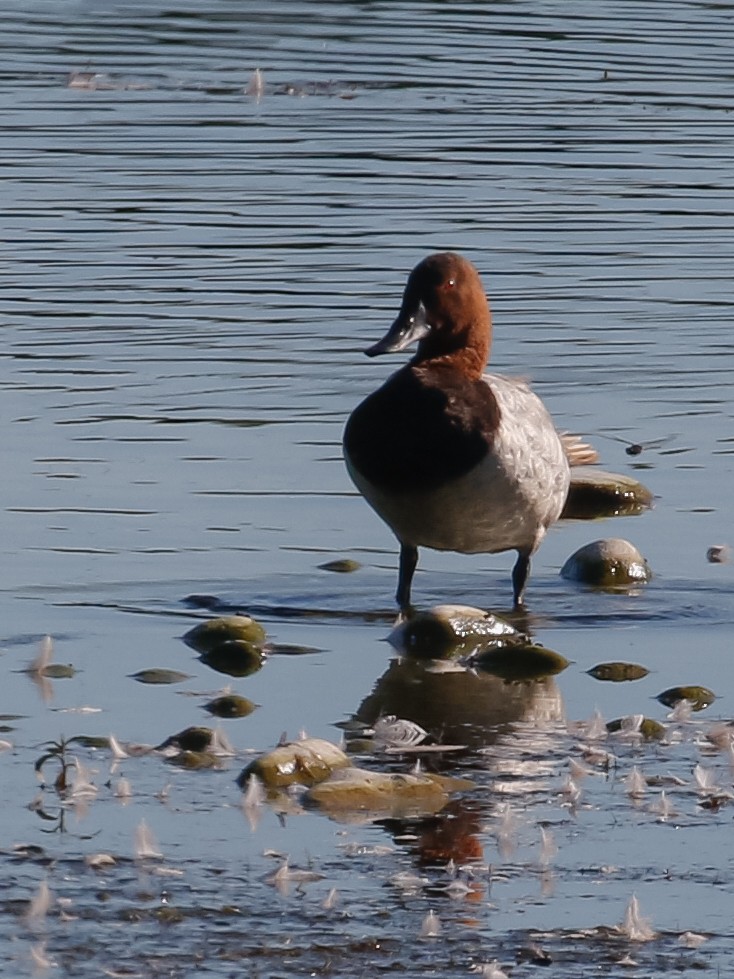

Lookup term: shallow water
[2,0,734,975]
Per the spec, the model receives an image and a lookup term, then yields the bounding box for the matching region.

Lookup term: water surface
[2,1,734,975]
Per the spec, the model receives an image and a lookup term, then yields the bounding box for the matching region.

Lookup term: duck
[343,251,589,612]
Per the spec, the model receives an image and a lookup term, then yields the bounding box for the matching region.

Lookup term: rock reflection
[355,654,564,751]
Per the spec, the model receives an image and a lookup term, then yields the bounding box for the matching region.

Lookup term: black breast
[343,365,499,493]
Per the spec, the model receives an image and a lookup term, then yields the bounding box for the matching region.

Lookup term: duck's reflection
[354,653,564,751]
[348,637,567,898]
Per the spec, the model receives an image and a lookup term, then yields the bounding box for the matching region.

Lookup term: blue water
[1,1,734,975]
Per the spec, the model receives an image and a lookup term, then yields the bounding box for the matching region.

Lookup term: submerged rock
[607,716,666,740]
[237,736,349,790]
[199,641,265,678]
[203,694,258,718]
[587,662,649,682]
[318,558,361,573]
[166,750,220,770]
[38,663,76,679]
[304,766,473,821]
[156,726,213,752]
[562,467,653,519]
[561,538,651,587]
[388,604,520,659]
[468,643,569,680]
[657,685,716,712]
[389,607,567,680]
[183,615,267,654]
[129,668,192,685]
[184,615,268,677]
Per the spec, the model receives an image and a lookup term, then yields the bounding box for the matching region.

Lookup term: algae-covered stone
[657,685,715,712]
[166,750,220,770]
[237,737,349,790]
[561,538,651,587]
[318,559,361,573]
[129,668,192,685]
[587,662,649,682]
[183,615,267,654]
[204,694,258,718]
[39,663,76,679]
[388,604,519,659]
[304,766,473,821]
[199,640,264,678]
[469,643,569,680]
[157,726,213,752]
[607,716,666,740]
[562,467,653,520]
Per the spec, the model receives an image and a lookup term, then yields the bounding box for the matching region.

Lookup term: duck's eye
[444,278,456,290]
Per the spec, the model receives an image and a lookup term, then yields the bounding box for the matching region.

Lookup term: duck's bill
[365,303,430,357]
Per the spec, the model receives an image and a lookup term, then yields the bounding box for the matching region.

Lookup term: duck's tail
[560,432,599,467]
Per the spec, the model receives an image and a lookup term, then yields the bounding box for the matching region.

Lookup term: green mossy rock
[388,604,520,659]
[237,737,349,790]
[657,685,716,712]
[587,662,649,682]
[607,716,666,740]
[318,559,361,573]
[203,694,258,718]
[183,615,267,654]
[470,643,569,680]
[157,726,213,752]
[199,640,265,678]
[39,663,76,679]
[304,767,473,821]
[130,669,192,685]
[561,538,651,587]
[562,467,653,519]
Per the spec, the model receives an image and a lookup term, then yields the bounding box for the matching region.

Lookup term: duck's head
[366,252,491,375]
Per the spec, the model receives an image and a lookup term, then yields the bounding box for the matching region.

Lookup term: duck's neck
[412,315,491,380]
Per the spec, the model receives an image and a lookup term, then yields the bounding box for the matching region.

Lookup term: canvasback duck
[343,251,574,611]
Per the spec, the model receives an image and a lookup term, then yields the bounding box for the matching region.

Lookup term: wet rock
[38,663,76,679]
[156,726,213,752]
[22,636,76,680]
[237,736,349,790]
[657,685,715,712]
[607,716,666,740]
[388,604,520,659]
[562,467,653,519]
[587,662,649,682]
[468,643,569,680]
[183,615,267,654]
[184,615,268,678]
[199,641,265,678]
[203,694,258,718]
[561,538,651,587]
[129,669,192,685]
[318,558,361,573]
[304,767,473,821]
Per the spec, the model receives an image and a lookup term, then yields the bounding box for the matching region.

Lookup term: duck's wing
[483,373,598,467]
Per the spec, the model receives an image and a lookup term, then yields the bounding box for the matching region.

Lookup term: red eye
[444,278,456,290]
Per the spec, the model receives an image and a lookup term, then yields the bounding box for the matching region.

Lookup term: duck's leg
[512,549,531,608]
[396,543,418,611]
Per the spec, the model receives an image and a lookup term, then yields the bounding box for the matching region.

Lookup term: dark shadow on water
[354,654,564,751]
[48,568,734,630]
